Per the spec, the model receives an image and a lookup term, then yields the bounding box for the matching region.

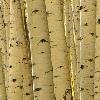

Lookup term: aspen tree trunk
[3,0,10,43]
[94,0,100,100]
[64,0,74,99]
[20,0,30,58]
[80,1,96,100]
[0,52,6,100]
[22,0,31,60]
[72,0,80,99]
[26,0,55,100]
[21,2,34,100]
[68,1,78,99]
[20,0,25,24]
[3,0,10,93]
[63,0,70,69]
[45,0,72,100]
[0,2,7,99]
[20,0,24,21]
[8,0,33,100]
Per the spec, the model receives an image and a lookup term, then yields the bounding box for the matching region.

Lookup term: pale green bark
[26,0,55,100]
[80,1,96,100]
[45,0,72,100]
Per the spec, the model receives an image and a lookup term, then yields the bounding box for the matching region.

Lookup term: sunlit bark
[80,1,96,100]
[26,0,55,100]
[45,0,72,100]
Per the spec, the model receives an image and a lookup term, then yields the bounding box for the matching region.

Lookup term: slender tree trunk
[8,0,33,100]
[94,0,100,100]
[64,0,76,99]
[20,1,34,99]
[72,0,80,99]
[22,6,34,100]
[26,0,55,100]
[63,0,70,68]
[0,2,7,100]
[2,0,10,93]
[20,0,25,24]
[80,0,96,100]
[45,0,72,100]
[68,1,78,99]
[3,0,10,46]
[0,52,6,100]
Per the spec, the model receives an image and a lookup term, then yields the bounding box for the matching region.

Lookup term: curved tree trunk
[0,2,7,100]
[45,0,72,100]
[94,0,100,100]
[8,0,33,100]
[26,0,55,100]
[80,0,96,100]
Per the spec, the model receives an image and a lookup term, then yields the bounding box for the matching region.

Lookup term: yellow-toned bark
[3,0,10,93]
[63,0,70,67]
[0,2,7,99]
[72,0,80,99]
[94,0,100,100]
[45,0,72,100]
[0,52,6,100]
[26,0,55,100]
[68,1,78,99]
[80,1,96,100]
[8,0,33,100]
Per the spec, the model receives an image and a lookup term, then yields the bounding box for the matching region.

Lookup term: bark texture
[45,0,72,100]
[8,0,33,100]
[80,0,96,100]
[26,0,55,100]
[2,0,10,93]
[94,0,100,100]
[72,0,80,99]
[67,1,78,99]
[0,2,7,99]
